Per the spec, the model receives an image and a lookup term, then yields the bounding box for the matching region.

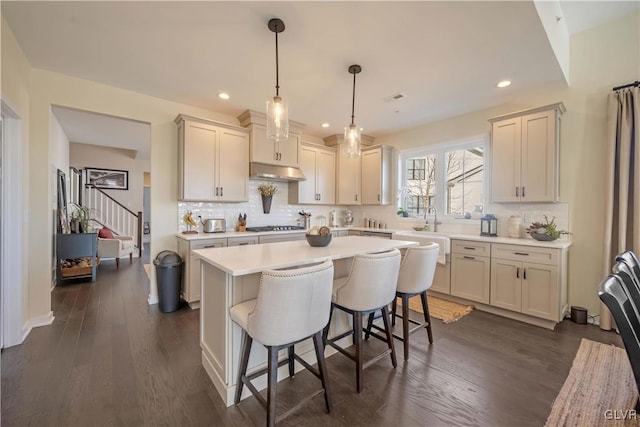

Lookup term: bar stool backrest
[396,244,439,294]
[334,249,401,312]
[616,250,640,288]
[247,260,334,346]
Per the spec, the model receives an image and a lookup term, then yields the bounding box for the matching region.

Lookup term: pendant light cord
[274,27,280,96]
[351,72,356,126]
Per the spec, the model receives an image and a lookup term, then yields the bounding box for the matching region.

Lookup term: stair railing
[83,184,143,257]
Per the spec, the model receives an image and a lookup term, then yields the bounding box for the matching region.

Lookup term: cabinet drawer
[227,236,258,246]
[451,240,491,257]
[191,239,227,250]
[492,244,558,266]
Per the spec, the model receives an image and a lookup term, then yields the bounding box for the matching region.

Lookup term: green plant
[69,204,95,232]
[258,183,278,196]
[526,215,570,238]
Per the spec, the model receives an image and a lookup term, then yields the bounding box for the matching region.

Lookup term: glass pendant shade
[266,95,289,140]
[342,123,361,158]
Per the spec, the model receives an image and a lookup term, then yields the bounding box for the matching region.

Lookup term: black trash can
[154,250,183,313]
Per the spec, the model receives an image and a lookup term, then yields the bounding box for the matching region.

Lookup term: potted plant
[526,216,570,241]
[258,183,278,214]
[397,207,409,217]
[70,204,94,233]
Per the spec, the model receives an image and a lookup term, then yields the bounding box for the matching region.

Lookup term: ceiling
[2,1,638,155]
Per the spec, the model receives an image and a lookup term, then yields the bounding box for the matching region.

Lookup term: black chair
[598,274,640,410]
[616,250,640,288]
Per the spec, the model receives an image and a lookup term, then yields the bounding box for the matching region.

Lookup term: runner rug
[544,338,638,426]
[402,295,474,324]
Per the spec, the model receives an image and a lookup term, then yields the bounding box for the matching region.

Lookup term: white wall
[69,142,147,214]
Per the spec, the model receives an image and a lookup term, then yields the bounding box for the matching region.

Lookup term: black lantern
[480,214,498,237]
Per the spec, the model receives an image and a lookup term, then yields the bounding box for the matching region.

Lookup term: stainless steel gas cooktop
[245,225,306,232]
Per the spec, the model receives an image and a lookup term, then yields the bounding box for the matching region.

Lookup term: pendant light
[343,64,362,158]
[266,18,289,141]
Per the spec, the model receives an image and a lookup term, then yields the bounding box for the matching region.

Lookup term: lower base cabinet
[451,238,567,324]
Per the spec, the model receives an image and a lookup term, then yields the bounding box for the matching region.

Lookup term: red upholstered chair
[97,227,135,268]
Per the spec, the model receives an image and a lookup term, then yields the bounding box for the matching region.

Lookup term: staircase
[69,167,143,257]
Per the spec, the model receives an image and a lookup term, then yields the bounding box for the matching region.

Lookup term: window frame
[397,134,489,219]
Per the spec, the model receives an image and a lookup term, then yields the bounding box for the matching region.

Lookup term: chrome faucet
[427,206,439,232]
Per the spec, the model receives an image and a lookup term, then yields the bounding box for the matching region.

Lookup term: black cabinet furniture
[56,232,98,283]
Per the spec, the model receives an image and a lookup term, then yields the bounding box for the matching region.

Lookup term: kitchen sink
[392,230,451,255]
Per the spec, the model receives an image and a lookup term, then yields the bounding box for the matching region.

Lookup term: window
[398,137,487,218]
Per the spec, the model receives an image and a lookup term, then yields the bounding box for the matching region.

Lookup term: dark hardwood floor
[2,248,623,426]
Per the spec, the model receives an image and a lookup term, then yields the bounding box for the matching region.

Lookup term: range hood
[249,162,306,182]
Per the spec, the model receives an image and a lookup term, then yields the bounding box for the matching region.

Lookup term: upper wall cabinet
[489,103,565,203]
[289,143,336,205]
[176,114,249,202]
[238,109,305,167]
[361,145,393,205]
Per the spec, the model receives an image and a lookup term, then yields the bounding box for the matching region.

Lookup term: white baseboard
[148,294,159,305]
[22,311,55,342]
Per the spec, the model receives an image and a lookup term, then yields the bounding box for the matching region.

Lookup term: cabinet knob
[220,187,223,197]
[522,186,526,197]
[215,187,219,196]
[515,187,519,197]
[523,269,527,280]
[516,267,520,279]
[355,194,358,201]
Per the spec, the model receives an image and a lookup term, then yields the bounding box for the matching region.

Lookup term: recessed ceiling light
[218,92,230,100]
[321,123,330,128]
[497,80,511,88]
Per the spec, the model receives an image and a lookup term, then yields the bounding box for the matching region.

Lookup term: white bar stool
[390,244,439,360]
[230,260,334,427]
[323,249,401,392]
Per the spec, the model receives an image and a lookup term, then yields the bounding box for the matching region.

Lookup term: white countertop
[193,235,418,276]
[177,227,571,249]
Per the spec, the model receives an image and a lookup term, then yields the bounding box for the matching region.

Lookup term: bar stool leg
[402,294,410,360]
[420,292,434,344]
[353,312,363,392]
[312,331,333,412]
[235,331,252,404]
[364,312,375,340]
[391,297,397,326]
[267,346,279,427]
[381,305,397,368]
[323,305,334,344]
[288,345,295,377]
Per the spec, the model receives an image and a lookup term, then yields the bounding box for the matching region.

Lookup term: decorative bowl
[306,233,332,247]
[529,232,558,242]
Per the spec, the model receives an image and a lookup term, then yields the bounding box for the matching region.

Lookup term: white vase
[508,215,522,238]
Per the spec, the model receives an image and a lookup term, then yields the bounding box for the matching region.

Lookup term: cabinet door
[491,118,521,202]
[278,134,300,167]
[218,129,249,202]
[296,145,318,204]
[521,110,556,202]
[362,149,382,204]
[189,240,227,303]
[250,123,278,165]
[336,154,361,205]
[429,262,451,294]
[316,149,335,204]
[490,258,522,311]
[183,121,217,200]
[450,254,490,303]
[521,262,559,320]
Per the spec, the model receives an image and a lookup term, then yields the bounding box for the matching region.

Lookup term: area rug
[544,338,638,426]
[143,264,151,280]
[401,295,474,324]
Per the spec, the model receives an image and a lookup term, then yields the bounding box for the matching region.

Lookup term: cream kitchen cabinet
[336,154,362,205]
[176,115,249,202]
[450,240,491,304]
[237,110,303,167]
[289,143,335,204]
[177,237,227,309]
[489,103,565,203]
[490,243,560,321]
[361,145,393,205]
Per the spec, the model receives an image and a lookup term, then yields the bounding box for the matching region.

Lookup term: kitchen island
[193,235,418,406]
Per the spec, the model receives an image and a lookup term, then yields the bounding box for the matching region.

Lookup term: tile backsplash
[179,180,570,241]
